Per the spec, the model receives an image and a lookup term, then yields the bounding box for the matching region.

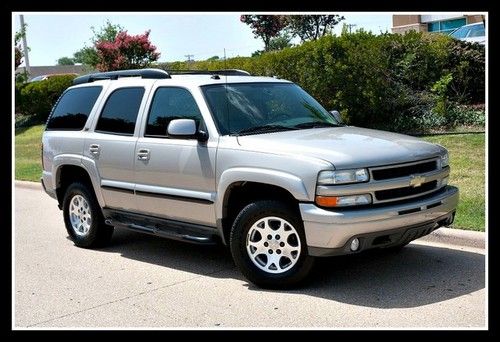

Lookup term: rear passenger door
[84,86,147,211]
[134,86,217,226]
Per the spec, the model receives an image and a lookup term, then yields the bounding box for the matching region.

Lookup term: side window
[145,87,203,137]
[46,86,102,130]
[95,87,145,135]
[468,24,485,37]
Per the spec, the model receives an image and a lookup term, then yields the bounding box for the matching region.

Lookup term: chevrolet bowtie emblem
[409,175,425,188]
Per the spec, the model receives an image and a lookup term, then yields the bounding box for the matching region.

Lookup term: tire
[230,200,314,289]
[62,182,113,248]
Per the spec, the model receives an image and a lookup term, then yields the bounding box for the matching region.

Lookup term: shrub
[157,31,484,133]
[16,75,76,125]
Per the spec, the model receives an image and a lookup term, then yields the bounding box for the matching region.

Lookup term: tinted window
[46,86,102,130]
[146,87,202,137]
[95,87,145,135]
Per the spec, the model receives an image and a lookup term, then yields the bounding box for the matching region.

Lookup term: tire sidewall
[63,183,102,247]
[230,201,313,288]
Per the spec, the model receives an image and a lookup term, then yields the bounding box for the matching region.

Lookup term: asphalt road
[14,184,486,328]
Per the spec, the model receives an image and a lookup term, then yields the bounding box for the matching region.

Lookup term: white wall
[421,14,464,23]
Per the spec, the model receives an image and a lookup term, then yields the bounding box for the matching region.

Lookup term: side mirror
[167,119,208,142]
[329,110,344,125]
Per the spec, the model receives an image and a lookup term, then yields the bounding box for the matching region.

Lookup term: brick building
[392,14,484,34]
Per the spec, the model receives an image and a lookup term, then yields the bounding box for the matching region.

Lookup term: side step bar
[103,208,218,245]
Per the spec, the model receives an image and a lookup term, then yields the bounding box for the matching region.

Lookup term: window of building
[46,86,102,130]
[95,87,145,135]
[427,18,466,34]
[145,87,203,137]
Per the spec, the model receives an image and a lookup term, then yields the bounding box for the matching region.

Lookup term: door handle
[89,144,100,155]
[137,148,150,160]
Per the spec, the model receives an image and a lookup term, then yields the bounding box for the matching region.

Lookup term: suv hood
[236,126,444,169]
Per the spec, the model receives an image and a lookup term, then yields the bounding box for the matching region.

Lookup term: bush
[16,75,76,125]
[157,31,484,133]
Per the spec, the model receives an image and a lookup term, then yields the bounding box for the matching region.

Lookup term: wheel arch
[216,168,311,245]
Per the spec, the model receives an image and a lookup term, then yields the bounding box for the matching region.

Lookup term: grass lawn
[15,125,485,231]
[15,125,44,182]
[423,133,485,231]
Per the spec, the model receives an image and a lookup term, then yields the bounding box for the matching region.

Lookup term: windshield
[201,82,339,135]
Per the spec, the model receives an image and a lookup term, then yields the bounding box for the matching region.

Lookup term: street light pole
[19,14,30,74]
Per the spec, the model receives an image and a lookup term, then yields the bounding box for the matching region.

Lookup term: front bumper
[300,186,459,257]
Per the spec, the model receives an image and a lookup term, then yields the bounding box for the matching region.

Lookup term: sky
[13,13,392,67]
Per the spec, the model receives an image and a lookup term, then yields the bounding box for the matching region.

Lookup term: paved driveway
[14,184,486,328]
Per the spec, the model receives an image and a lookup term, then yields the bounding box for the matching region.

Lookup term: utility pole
[347,23,357,34]
[19,14,30,74]
[184,54,194,69]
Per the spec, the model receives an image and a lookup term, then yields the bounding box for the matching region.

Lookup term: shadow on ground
[96,228,484,309]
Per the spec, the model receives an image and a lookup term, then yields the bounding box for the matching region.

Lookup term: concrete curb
[421,227,485,249]
[15,180,485,249]
[15,180,42,190]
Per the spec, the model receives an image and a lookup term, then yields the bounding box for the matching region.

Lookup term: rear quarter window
[46,86,103,130]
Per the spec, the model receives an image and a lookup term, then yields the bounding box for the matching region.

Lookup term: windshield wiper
[234,124,297,136]
[293,121,342,129]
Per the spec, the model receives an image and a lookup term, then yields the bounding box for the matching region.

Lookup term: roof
[71,74,291,89]
[15,65,96,80]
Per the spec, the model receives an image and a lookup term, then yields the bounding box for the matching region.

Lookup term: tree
[240,15,287,51]
[286,15,345,42]
[95,30,160,71]
[267,33,293,51]
[207,55,220,61]
[72,20,124,67]
[57,57,75,65]
[15,24,27,69]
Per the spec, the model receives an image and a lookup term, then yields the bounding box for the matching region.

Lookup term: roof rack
[169,69,251,76]
[72,68,171,85]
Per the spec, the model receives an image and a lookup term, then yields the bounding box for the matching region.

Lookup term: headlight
[318,169,369,185]
[316,194,372,207]
[440,152,449,168]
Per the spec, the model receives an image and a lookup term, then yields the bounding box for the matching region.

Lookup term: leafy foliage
[15,24,27,69]
[72,20,124,67]
[240,15,288,51]
[95,30,160,71]
[162,31,484,133]
[57,57,75,65]
[16,75,76,125]
[286,15,345,42]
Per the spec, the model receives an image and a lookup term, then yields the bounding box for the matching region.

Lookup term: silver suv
[41,68,459,288]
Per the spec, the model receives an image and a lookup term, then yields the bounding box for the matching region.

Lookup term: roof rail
[169,69,251,76]
[72,68,171,85]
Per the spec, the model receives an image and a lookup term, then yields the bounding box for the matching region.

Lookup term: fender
[52,154,106,208]
[216,167,310,221]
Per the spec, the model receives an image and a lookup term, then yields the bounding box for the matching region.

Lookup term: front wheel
[230,200,314,289]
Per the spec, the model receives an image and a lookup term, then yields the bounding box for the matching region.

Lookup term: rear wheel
[63,182,113,248]
[230,200,314,289]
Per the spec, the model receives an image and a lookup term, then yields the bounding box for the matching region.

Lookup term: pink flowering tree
[95,30,160,71]
[240,15,287,51]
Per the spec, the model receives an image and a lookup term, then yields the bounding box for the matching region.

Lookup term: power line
[184,54,194,68]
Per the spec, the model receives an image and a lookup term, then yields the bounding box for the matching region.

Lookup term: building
[15,65,95,81]
[392,14,484,34]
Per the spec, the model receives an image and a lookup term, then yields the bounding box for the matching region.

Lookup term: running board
[102,208,218,245]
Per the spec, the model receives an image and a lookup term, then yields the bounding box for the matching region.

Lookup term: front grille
[372,160,437,181]
[375,180,438,201]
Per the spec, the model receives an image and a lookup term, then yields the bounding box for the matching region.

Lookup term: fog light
[350,238,360,251]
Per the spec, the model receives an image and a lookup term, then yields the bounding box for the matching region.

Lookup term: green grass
[15,125,485,231]
[423,134,485,231]
[15,125,44,182]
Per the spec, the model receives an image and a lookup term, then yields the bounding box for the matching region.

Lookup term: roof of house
[16,65,96,80]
